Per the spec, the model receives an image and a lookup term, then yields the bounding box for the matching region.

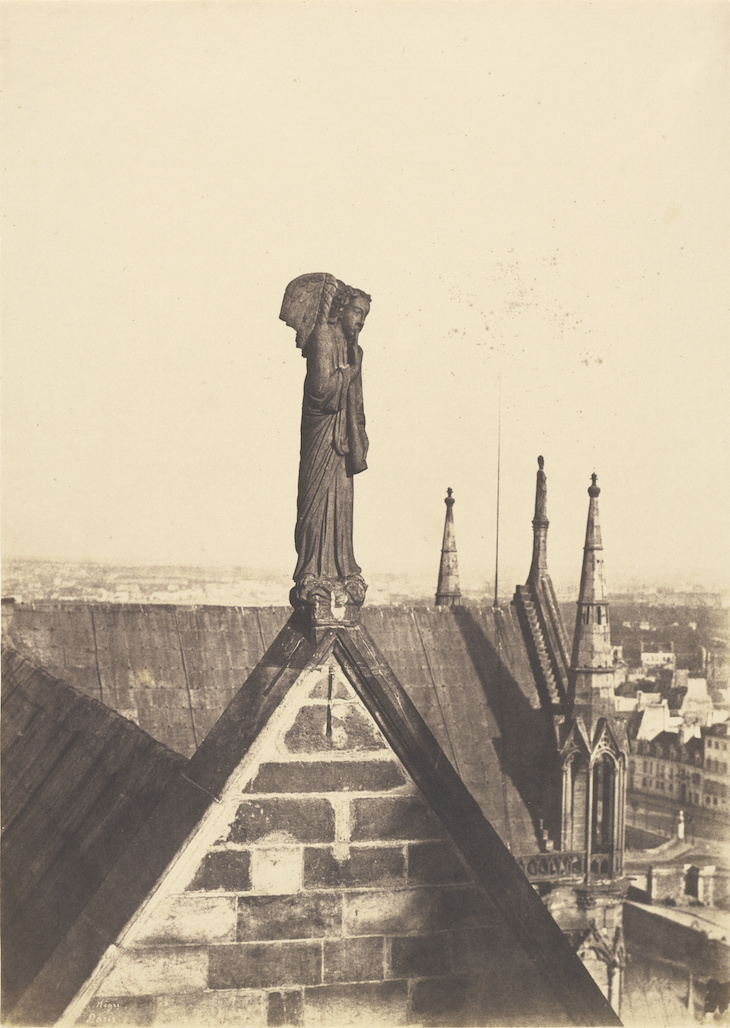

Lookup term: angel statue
[280,273,371,620]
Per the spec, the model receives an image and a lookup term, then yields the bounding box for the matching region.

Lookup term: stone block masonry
[74,661,550,1027]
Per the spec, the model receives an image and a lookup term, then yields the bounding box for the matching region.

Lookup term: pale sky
[2,1,729,594]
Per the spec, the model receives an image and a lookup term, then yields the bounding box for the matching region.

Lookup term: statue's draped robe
[294,322,367,582]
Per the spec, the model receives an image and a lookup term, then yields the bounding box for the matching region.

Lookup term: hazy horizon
[3,553,726,602]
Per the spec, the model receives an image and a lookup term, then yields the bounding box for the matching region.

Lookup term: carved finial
[445,487,455,508]
[538,455,544,470]
[589,472,600,498]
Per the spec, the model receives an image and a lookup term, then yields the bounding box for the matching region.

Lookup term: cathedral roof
[3,600,555,856]
[2,612,617,1026]
[1,647,185,1014]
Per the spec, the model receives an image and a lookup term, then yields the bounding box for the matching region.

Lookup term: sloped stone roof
[3,601,557,857]
[1,647,186,1014]
[5,615,619,1027]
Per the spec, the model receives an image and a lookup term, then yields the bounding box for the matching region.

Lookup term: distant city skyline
[4,555,727,609]
[3,3,728,591]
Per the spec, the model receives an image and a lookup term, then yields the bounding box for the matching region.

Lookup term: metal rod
[493,374,502,609]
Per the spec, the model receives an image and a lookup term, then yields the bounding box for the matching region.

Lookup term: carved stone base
[290,575,367,637]
[576,877,628,910]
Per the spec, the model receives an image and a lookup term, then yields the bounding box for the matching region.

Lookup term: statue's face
[341,297,370,338]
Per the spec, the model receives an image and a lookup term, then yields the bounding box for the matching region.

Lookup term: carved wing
[279,272,340,352]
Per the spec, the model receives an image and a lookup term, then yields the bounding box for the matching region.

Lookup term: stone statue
[280,273,371,621]
[535,455,547,520]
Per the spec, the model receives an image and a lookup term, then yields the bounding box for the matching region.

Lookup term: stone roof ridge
[3,598,294,615]
[4,597,533,615]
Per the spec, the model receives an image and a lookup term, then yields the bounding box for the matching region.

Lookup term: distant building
[641,650,676,671]
[632,697,684,741]
[678,676,716,724]
[703,724,730,811]
[629,724,730,814]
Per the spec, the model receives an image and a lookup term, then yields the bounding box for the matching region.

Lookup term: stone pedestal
[290,574,368,642]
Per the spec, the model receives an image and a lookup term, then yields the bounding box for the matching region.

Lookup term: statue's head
[329,286,371,339]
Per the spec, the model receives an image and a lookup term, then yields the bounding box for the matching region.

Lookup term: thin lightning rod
[493,375,502,610]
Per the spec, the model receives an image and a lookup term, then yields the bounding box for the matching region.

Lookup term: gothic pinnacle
[436,488,462,607]
[570,471,616,721]
[528,455,549,582]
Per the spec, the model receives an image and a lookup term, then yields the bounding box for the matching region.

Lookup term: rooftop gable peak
[15,614,619,1028]
[559,718,593,761]
[591,718,624,761]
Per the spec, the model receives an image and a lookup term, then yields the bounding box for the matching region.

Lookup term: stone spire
[513,456,571,710]
[570,473,616,720]
[435,488,462,606]
[528,455,549,584]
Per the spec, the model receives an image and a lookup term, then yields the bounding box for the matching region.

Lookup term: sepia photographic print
[2,2,729,1026]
